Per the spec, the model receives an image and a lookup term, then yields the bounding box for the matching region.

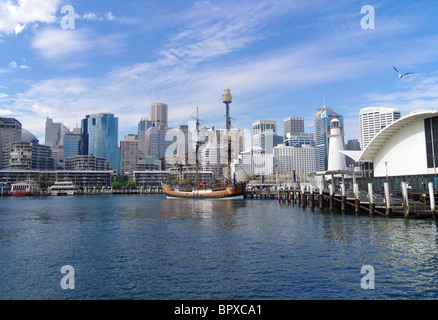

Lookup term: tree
[125,180,135,189]
[111,181,123,189]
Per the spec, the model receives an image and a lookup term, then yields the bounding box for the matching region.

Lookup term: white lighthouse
[327,117,347,171]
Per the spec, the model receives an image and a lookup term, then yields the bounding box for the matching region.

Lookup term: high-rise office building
[359,107,401,150]
[45,117,69,148]
[151,103,168,129]
[64,133,81,160]
[144,126,175,170]
[177,125,190,165]
[284,132,315,147]
[252,120,283,154]
[138,118,153,156]
[231,146,274,176]
[0,117,22,169]
[314,104,344,171]
[80,113,119,171]
[273,144,319,177]
[284,117,305,140]
[120,134,139,175]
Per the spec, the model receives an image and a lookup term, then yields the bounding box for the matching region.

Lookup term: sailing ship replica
[162,88,246,199]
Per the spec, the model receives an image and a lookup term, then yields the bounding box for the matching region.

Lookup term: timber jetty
[246,171,438,219]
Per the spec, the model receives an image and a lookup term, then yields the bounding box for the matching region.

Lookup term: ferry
[11,178,41,197]
[49,179,76,196]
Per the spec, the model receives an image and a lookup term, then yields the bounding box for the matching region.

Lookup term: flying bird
[393,66,414,79]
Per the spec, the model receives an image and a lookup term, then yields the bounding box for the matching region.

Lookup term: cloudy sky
[1,0,438,145]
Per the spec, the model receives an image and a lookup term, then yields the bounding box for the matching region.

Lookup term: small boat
[11,178,41,197]
[49,178,76,196]
[162,88,246,200]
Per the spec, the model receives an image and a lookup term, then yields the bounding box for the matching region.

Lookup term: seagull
[393,66,414,79]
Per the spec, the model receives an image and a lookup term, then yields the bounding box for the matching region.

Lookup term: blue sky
[1,0,438,146]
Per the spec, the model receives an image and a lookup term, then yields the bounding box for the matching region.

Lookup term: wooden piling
[384,182,391,216]
[310,187,315,210]
[341,182,346,212]
[319,181,324,209]
[329,183,334,211]
[354,183,360,214]
[368,183,375,215]
[429,182,435,217]
[401,182,409,218]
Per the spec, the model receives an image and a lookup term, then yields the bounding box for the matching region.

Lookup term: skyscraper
[284,116,305,140]
[138,118,153,156]
[314,104,344,171]
[359,107,401,150]
[0,117,22,169]
[144,126,175,170]
[45,117,69,148]
[64,133,81,160]
[151,103,168,129]
[252,120,283,154]
[80,113,119,171]
[120,134,139,175]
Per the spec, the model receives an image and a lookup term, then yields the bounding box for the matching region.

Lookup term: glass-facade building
[64,133,81,160]
[80,113,119,171]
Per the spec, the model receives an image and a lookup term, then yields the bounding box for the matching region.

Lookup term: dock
[247,180,437,219]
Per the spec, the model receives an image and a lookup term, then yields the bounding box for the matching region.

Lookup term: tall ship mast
[161,88,246,199]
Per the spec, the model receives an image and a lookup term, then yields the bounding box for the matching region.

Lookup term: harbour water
[1,194,438,300]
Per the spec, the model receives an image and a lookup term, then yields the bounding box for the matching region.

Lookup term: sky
[1,0,438,146]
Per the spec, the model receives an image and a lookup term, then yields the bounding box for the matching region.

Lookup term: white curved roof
[360,109,438,162]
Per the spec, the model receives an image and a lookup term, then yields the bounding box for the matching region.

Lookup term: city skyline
[1,1,438,144]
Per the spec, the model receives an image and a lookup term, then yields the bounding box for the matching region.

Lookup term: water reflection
[160,199,247,229]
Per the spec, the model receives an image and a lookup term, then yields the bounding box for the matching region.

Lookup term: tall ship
[11,177,41,197]
[48,178,76,196]
[162,88,246,200]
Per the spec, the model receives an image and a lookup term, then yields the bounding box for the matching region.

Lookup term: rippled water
[1,194,438,300]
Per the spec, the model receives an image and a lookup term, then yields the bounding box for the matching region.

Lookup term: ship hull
[162,183,245,200]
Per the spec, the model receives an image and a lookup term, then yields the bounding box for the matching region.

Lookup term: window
[424,117,438,168]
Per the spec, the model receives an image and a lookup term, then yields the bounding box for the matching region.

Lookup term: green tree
[111,181,123,189]
[125,180,135,189]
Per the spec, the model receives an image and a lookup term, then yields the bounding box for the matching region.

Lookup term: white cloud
[31,27,126,62]
[8,60,30,69]
[0,109,13,116]
[0,0,61,36]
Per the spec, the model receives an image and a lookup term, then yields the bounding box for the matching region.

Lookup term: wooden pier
[247,180,438,219]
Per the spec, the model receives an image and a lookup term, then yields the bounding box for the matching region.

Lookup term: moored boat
[162,88,246,200]
[162,182,245,200]
[11,178,41,197]
[49,178,76,196]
